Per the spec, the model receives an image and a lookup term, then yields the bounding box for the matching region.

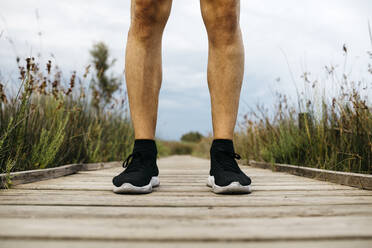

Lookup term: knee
[130,0,172,41]
[201,1,240,46]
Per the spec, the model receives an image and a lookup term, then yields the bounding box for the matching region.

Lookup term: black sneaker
[207,139,252,194]
[112,139,159,194]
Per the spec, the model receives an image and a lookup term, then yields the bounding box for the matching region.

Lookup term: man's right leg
[113,0,172,194]
[126,0,172,139]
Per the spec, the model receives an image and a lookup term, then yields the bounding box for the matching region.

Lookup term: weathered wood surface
[248,160,372,190]
[0,163,82,188]
[0,161,122,188]
[0,155,372,248]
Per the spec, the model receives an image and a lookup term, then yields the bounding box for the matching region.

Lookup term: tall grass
[0,57,134,185]
[236,47,371,174]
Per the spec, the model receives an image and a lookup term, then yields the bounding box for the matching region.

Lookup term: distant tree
[89,42,120,111]
[180,131,203,143]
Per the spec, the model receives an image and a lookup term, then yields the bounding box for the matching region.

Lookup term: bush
[191,136,213,158]
[165,141,194,155]
[180,131,203,143]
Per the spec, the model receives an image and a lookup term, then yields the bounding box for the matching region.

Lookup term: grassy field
[160,47,371,175]
[234,47,371,174]
[0,57,134,186]
[156,137,212,159]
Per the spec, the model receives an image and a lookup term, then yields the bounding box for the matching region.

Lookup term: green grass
[0,58,134,187]
[235,49,371,174]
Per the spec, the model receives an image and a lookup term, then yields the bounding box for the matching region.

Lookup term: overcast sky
[0,0,371,140]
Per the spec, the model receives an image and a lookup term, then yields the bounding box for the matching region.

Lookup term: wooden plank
[18,181,341,186]
[70,178,327,184]
[0,216,372,241]
[52,173,341,182]
[80,161,121,171]
[1,239,371,248]
[3,189,371,197]
[1,204,372,219]
[11,184,360,191]
[73,173,317,180]
[0,161,123,189]
[0,164,82,189]
[1,194,372,207]
[248,160,372,190]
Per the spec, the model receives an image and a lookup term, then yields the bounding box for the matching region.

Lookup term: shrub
[180,131,203,143]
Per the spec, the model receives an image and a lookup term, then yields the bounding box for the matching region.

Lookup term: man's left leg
[200,0,251,194]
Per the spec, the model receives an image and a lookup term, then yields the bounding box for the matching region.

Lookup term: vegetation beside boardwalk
[0,43,134,187]
[1,38,371,192]
[160,46,372,175]
[156,132,212,158]
[234,45,371,174]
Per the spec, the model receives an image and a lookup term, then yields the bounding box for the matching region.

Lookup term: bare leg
[125,0,172,139]
[200,0,244,140]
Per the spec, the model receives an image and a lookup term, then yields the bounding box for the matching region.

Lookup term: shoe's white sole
[207,176,251,194]
[113,176,160,194]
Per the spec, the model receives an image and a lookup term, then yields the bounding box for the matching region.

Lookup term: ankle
[133,139,157,154]
[210,139,234,154]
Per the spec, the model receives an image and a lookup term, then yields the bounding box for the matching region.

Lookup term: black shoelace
[214,149,241,172]
[122,151,144,171]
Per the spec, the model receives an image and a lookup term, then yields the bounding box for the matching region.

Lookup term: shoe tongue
[125,149,156,172]
[210,139,240,172]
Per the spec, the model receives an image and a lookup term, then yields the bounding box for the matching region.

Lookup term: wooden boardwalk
[1,155,372,247]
